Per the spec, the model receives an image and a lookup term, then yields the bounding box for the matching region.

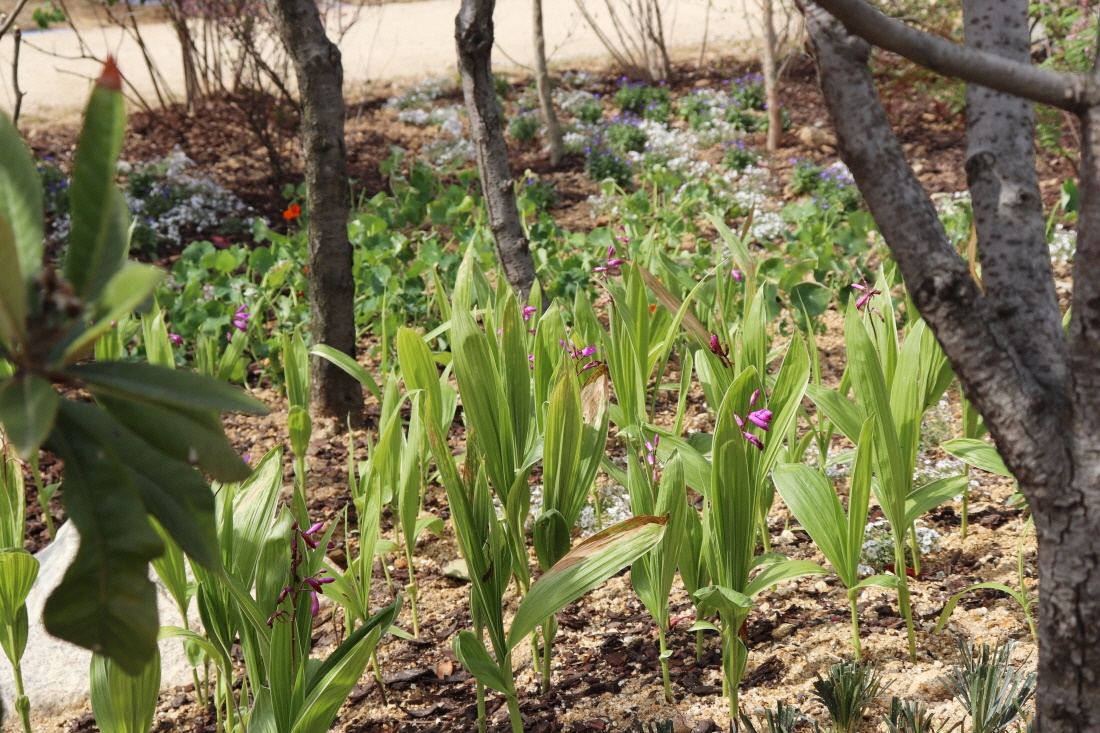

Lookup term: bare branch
[800,0,1070,494]
[0,0,33,39]
[811,0,1093,111]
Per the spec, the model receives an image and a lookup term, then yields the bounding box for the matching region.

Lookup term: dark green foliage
[940,639,1035,733]
[740,700,803,733]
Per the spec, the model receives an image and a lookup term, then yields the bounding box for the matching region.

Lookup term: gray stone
[0,522,203,715]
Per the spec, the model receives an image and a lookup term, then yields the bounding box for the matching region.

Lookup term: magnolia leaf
[66,64,128,301]
[60,262,165,364]
[0,215,26,346]
[0,375,59,460]
[0,113,43,285]
[95,393,251,483]
[45,405,163,673]
[507,515,666,648]
[68,361,268,415]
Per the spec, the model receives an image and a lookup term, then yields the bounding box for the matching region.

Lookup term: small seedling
[940,639,1035,733]
[811,661,887,733]
[884,697,958,733]
[740,700,803,733]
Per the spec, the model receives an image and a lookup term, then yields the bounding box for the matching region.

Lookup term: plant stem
[505,691,525,733]
[961,464,970,538]
[405,581,420,638]
[658,625,673,703]
[848,591,862,662]
[696,628,703,661]
[893,533,917,662]
[908,523,922,576]
[10,657,31,733]
[476,681,487,733]
[540,617,557,693]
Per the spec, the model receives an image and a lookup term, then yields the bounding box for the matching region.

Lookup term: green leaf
[0,375,59,460]
[59,263,165,364]
[95,393,251,483]
[310,344,382,401]
[904,475,969,528]
[806,383,863,444]
[0,215,27,346]
[773,465,850,585]
[66,71,128,301]
[453,630,510,693]
[292,598,399,733]
[56,400,220,569]
[743,559,826,598]
[934,582,1022,634]
[89,647,161,733]
[44,403,163,674]
[853,574,901,591]
[693,585,754,619]
[507,515,666,648]
[68,361,268,415]
[941,438,1013,477]
[0,549,38,627]
[0,112,44,285]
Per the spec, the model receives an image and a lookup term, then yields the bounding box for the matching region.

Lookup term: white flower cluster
[560,69,596,88]
[555,88,600,113]
[424,136,476,167]
[858,519,942,575]
[626,119,699,170]
[586,189,622,218]
[384,76,454,110]
[1049,223,1076,265]
[563,121,602,154]
[396,104,465,138]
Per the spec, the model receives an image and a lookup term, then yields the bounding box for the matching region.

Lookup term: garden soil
[6,36,1072,733]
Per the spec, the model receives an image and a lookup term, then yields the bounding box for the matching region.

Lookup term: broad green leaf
[282,332,310,412]
[853,574,902,591]
[0,113,43,285]
[542,366,584,563]
[140,308,174,369]
[743,559,826,598]
[0,549,38,627]
[453,630,510,693]
[904,475,969,527]
[229,448,284,587]
[0,375,59,459]
[0,215,26,345]
[310,344,382,401]
[89,647,161,733]
[60,263,165,363]
[693,584,754,619]
[773,465,849,584]
[789,282,832,328]
[846,417,877,579]
[57,400,220,569]
[45,403,163,673]
[507,515,667,648]
[158,626,229,672]
[68,361,268,415]
[66,67,128,301]
[288,405,312,460]
[941,438,1013,477]
[149,519,190,619]
[806,383,863,444]
[95,393,251,482]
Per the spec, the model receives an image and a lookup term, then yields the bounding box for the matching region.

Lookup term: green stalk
[848,590,862,663]
[540,617,558,693]
[908,523,922,576]
[29,456,54,540]
[961,464,970,538]
[504,688,524,733]
[405,581,420,638]
[371,649,388,705]
[657,626,673,703]
[10,656,30,733]
[695,628,703,661]
[476,681,487,733]
[892,533,917,662]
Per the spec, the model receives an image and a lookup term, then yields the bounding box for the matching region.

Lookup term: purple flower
[749,389,760,407]
[168,332,183,347]
[522,305,538,322]
[742,431,764,450]
[708,333,732,369]
[747,409,773,430]
[528,354,535,370]
[731,269,743,283]
[232,304,250,332]
[851,280,882,311]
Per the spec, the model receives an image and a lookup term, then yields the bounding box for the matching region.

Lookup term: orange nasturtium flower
[283,203,302,221]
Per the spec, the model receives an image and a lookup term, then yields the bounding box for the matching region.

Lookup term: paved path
[1,0,758,121]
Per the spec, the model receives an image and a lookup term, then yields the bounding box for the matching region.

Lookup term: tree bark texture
[456,0,540,299]
[761,0,782,150]
[268,0,363,422]
[799,2,1100,730]
[532,0,564,167]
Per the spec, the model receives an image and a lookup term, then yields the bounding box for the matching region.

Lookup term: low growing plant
[812,661,887,733]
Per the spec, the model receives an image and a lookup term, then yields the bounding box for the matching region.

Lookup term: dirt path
[2,0,761,122]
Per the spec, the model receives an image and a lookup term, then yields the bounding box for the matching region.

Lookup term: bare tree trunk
[456,0,540,299]
[761,0,782,150]
[268,0,363,423]
[798,2,1100,729]
[533,0,564,167]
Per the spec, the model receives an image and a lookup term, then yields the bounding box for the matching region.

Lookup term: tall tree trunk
[761,0,782,150]
[798,2,1100,729]
[457,0,540,299]
[268,0,363,423]
[532,0,564,167]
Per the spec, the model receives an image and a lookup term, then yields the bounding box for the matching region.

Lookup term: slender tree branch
[0,0,33,39]
[811,0,1094,111]
[800,0,1070,494]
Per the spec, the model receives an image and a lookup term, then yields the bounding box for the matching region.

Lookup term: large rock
[0,522,202,716]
